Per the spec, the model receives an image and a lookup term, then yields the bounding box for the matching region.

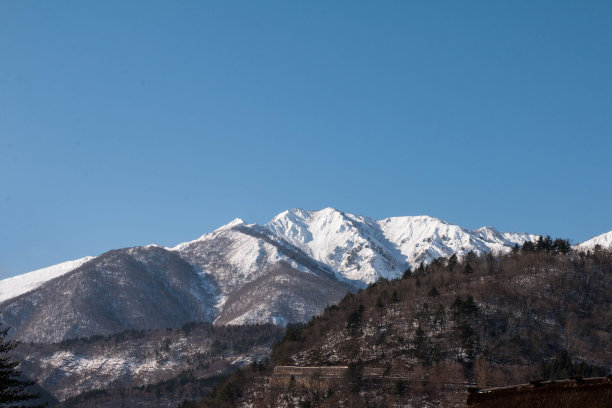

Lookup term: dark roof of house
[467,376,612,407]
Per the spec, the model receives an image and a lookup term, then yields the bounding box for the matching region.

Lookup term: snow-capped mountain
[264,208,538,283]
[576,230,612,250]
[0,208,538,342]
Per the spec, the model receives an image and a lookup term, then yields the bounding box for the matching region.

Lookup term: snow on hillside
[0,256,94,303]
[576,230,612,250]
[170,222,303,295]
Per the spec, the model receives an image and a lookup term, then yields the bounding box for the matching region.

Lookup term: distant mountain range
[0,208,608,343]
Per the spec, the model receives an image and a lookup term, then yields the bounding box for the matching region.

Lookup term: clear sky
[1,1,611,279]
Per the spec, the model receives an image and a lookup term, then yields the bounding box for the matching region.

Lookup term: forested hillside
[196,241,612,407]
[11,323,284,407]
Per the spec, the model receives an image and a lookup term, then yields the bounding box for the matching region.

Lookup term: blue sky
[1,1,611,278]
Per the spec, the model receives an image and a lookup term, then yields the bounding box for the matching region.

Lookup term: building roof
[467,376,612,407]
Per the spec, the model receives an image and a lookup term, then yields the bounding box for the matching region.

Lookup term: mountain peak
[170,218,247,251]
[577,230,612,249]
[217,218,245,230]
[380,214,447,225]
[273,207,343,220]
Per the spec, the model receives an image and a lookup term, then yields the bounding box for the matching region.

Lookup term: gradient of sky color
[1,1,611,279]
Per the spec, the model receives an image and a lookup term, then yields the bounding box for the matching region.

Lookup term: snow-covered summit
[263,208,537,283]
[1,209,540,303]
[218,218,245,230]
[576,230,612,250]
[166,207,539,286]
[170,218,247,251]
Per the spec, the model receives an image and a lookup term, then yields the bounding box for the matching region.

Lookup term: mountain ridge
[577,230,612,250]
[2,208,546,302]
[3,208,606,342]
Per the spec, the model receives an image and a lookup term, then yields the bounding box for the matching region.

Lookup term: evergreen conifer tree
[447,254,458,271]
[522,241,536,252]
[0,322,44,407]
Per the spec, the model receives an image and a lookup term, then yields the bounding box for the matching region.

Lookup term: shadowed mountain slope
[1,246,217,342]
